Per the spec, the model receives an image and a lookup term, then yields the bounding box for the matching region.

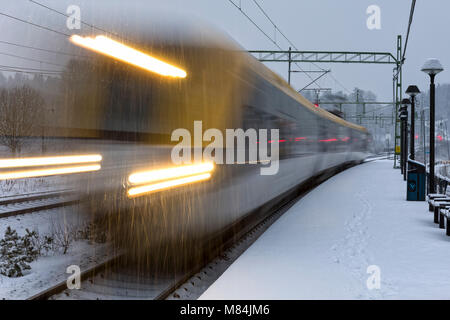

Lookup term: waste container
[407,160,426,201]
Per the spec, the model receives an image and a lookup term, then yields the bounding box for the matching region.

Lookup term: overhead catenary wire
[229,0,352,93]
[0,67,63,75]
[0,11,70,37]
[226,0,322,88]
[394,0,417,79]
[0,64,62,73]
[298,70,330,92]
[1,1,124,45]
[0,39,87,58]
[251,0,326,73]
[329,72,352,94]
[0,8,102,74]
[0,51,65,68]
[28,0,119,37]
[228,0,279,49]
[402,0,416,64]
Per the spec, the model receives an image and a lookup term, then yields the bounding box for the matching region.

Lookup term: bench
[443,209,450,236]
[439,207,450,229]
[427,193,447,211]
[433,200,450,224]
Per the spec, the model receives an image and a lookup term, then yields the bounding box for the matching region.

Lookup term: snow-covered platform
[200,160,450,299]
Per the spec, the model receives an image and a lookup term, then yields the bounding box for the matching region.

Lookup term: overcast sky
[1,0,449,100]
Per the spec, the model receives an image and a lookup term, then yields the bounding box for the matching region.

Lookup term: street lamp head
[399,104,408,120]
[421,58,444,76]
[401,98,411,107]
[406,85,420,97]
[399,111,408,120]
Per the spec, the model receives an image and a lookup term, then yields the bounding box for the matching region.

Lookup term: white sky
[1,0,449,100]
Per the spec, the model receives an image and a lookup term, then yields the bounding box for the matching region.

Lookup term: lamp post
[406,85,421,160]
[400,99,410,180]
[399,105,405,175]
[422,59,444,194]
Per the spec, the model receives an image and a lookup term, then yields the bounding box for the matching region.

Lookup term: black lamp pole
[422,59,443,194]
[400,116,404,175]
[403,109,408,181]
[430,74,436,193]
[400,100,410,180]
[410,97,415,160]
[406,85,421,161]
[403,108,408,181]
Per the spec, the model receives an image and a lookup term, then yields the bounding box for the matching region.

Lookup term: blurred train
[1,7,370,259]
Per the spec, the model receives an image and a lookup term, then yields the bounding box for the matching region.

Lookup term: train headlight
[0,154,102,180]
[127,162,214,198]
[70,35,187,78]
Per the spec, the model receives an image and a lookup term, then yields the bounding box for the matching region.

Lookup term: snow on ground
[0,177,63,197]
[0,204,111,299]
[200,160,450,300]
[0,205,87,237]
[0,241,111,299]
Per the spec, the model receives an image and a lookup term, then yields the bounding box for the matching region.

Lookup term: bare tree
[0,85,45,154]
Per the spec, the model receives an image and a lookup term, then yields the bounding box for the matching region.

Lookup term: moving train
[3,7,370,260]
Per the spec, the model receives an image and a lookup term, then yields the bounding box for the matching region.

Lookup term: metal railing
[420,159,450,195]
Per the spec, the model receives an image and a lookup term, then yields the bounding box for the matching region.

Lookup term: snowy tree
[0,85,45,154]
[0,227,31,278]
[22,229,39,262]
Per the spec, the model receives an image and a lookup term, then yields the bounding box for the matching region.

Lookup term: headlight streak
[127,173,211,198]
[0,154,102,168]
[0,165,101,180]
[128,162,214,185]
[127,162,214,197]
[70,35,187,78]
[0,154,102,180]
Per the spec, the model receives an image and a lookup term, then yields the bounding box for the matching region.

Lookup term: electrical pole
[288,47,291,85]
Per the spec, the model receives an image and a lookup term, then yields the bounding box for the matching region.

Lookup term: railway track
[24,184,302,300]
[0,190,79,218]
[27,161,365,300]
[33,180,325,299]
[48,261,194,300]
[28,253,123,300]
[42,197,293,301]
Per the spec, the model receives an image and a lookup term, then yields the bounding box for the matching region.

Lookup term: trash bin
[407,160,426,201]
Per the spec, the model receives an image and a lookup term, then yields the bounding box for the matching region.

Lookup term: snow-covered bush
[53,225,73,255]
[25,229,54,256]
[40,235,55,255]
[0,227,32,277]
[1,179,16,193]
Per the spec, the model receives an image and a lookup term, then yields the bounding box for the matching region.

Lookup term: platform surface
[200,160,450,299]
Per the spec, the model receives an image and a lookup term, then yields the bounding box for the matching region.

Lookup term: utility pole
[356,89,361,125]
[288,47,291,85]
[393,35,403,169]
